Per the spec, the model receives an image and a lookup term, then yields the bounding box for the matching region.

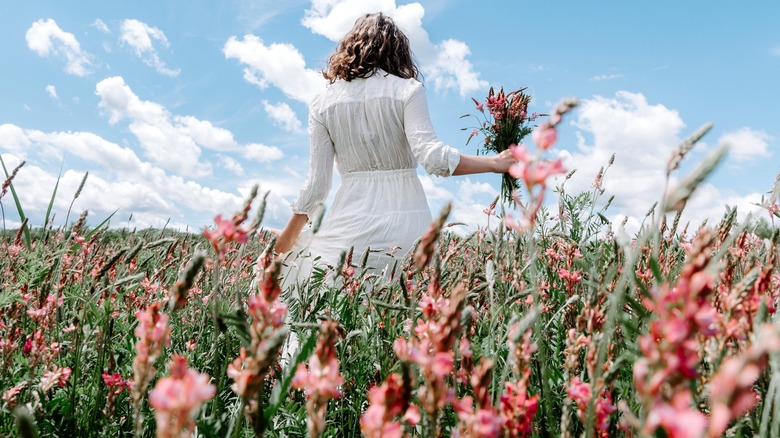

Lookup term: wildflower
[471,97,484,113]
[203,214,248,256]
[169,251,206,311]
[707,324,780,437]
[103,372,131,418]
[532,123,557,150]
[495,323,539,436]
[453,360,502,438]
[592,167,604,190]
[558,268,583,284]
[227,248,289,436]
[360,372,417,438]
[292,321,344,437]
[509,143,532,163]
[149,355,216,438]
[566,377,615,437]
[643,392,706,438]
[131,302,171,434]
[2,381,28,409]
[414,203,451,272]
[510,158,567,191]
[39,365,71,393]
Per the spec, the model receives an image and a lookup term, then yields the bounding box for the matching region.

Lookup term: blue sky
[1,0,778,233]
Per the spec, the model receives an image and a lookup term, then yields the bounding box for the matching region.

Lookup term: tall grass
[1,129,779,437]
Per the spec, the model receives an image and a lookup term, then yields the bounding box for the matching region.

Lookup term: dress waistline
[340,168,417,181]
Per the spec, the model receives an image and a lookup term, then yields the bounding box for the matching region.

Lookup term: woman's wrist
[491,155,502,173]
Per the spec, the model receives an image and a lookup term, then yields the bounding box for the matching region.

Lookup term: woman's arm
[403,83,516,177]
[452,149,516,176]
[280,98,334,254]
[275,213,309,254]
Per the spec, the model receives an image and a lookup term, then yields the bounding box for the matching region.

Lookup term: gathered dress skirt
[282,167,432,286]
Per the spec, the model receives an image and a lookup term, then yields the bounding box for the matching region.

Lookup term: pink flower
[2,381,27,409]
[509,158,567,191]
[149,355,216,438]
[360,373,416,438]
[291,354,344,400]
[644,392,706,438]
[471,97,485,113]
[499,381,538,436]
[509,143,532,162]
[558,268,583,284]
[532,124,557,150]
[132,302,171,410]
[202,214,250,259]
[39,366,72,393]
[102,372,131,390]
[292,321,344,437]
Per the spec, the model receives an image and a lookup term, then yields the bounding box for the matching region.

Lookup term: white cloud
[301,0,487,96]
[218,155,245,176]
[244,143,284,162]
[96,76,208,176]
[45,85,58,99]
[718,128,772,162]
[262,100,303,133]
[428,40,485,96]
[561,91,763,232]
[0,124,32,158]
[119,19,179,76]
[95,76,284,177]
[25,19,93,76]
[175,116,237,151]
[93,19,110,34]
[223,35,325,103]
[450,177,499,232]
[418,174,454,202]
[0,125,258,228]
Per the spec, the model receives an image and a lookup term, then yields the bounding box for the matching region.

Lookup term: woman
[276,13,514,276]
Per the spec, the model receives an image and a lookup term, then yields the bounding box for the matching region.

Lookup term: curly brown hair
[323,13,420,83]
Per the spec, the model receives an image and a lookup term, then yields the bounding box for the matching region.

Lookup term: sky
[1,0,779,235]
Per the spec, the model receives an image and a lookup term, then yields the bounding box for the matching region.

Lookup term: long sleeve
[289,102,335,217]
[403,81,461,177]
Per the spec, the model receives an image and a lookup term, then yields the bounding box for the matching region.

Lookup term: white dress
[286,71,461,280]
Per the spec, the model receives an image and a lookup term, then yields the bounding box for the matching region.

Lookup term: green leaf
[0,290,23,308]
[0,154,31,249]
[44,159,65,235]
[85,209,118,240]
[218,309,251,348]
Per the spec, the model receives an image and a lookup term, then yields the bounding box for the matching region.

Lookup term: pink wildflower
[566,377,615,437]
[643,392,706,438]
[103,372,131,417]
[532,124,557,150]
[292,321,344,437]
[499,381,538,436]
[149,355,216,438]
[39,365,71,393]
[131,302,171,430]
[2,381,28,409]
[202,213,250,259]
[361,373,416,438]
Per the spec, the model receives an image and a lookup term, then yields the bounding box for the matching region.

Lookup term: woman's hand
[492,149,517,174]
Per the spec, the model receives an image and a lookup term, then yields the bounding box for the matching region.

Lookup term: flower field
[2,120,780,437]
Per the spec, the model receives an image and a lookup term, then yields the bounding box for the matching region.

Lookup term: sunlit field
[2,115,780,438]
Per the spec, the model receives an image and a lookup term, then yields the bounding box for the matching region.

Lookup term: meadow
[1,118,780,438]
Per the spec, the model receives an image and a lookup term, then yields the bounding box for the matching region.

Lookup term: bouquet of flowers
[463,87,540,202]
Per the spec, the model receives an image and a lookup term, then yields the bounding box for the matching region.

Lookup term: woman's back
[310,72,457,177]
